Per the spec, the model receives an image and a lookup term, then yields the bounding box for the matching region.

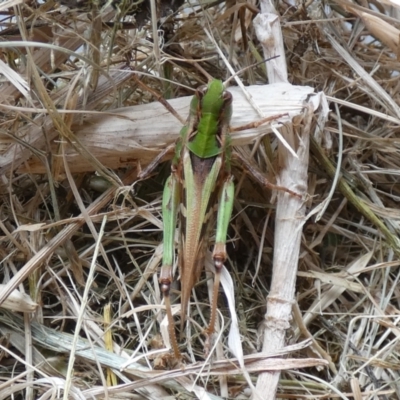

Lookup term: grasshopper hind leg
[160,174,182,360]
[160,278,182,360]
[205,178,235,356]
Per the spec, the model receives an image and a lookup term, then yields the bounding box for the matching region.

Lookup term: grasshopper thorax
[187,79,233,159]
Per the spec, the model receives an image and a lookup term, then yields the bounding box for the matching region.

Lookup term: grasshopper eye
[197,85,208,98]
[222,91,232,103]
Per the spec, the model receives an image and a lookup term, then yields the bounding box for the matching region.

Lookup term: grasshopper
[141,79,299,359]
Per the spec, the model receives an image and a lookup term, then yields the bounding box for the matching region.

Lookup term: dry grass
[1,0,400,399]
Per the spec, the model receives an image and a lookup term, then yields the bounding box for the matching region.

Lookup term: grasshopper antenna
[223,56,280,87]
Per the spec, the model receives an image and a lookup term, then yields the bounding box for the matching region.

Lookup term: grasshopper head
[187,79,233,159]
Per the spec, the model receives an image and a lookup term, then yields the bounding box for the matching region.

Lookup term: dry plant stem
[310,137,400,256]
[292,302,337,373]
[0,311,327,391]
[0,169,138,307]
[253,2,310,398]
[0,65,133,176]
[133,76,185,124]
[14,84,314,174]
[23,312,33,400]
[255,110,311,399]
[253,11,288,84]
[0,9,116,103]
[5,0,400,397]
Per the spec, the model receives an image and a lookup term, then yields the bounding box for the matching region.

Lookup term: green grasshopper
[141,79,299,359]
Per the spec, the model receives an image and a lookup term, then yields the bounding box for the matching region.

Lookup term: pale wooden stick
[253,1,313,399]
[13,84,314,175]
